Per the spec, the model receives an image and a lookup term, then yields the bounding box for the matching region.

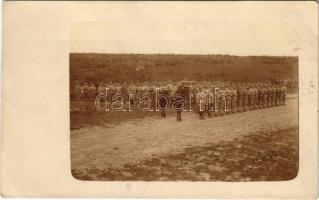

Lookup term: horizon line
[69,52,298,57]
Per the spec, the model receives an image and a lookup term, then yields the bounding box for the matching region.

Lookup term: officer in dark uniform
[158,90,169,118]
[173,87,185,122]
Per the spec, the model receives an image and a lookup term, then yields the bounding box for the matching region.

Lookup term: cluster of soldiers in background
[71,79,295,121]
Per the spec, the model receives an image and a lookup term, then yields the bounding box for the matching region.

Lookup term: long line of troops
[71,81,288,120]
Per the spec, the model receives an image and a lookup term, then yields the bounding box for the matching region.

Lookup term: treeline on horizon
[69,53,298,84]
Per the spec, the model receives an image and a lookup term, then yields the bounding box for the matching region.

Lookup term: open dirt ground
[71,97,298,181]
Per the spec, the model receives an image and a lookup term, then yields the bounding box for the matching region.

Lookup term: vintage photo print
[1,1,317,198]
[70,22,299,181]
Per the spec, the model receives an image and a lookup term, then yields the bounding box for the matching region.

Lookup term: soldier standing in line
[196,87,206,120]
[257,84,263,109]
[248,85,254,111]
[128,84,135,106]
[254,84,259,109]
[271,85,276,106]
[82,82,89,103]
[225,86,232,114]
[267,85,272,107]
[279,85,284,105]
[259,85,264,108]
[237,84,243,113]
[89,83,97,102]
[117,84,123,96]
[277,86,281,105]
[262,85,268,108]
[243,85,249,112]
[74,81,82,101]
[108,83,115,98]
[207,87,215,118]
[262,84,267,108]
[97,83,106,96]
[275,85,281,106]
[214,87,221,116]
[121,84,129,102]
[219,86,226,116]
[152,85,158,108]
[230,85,238,114]
[282,85,287,105]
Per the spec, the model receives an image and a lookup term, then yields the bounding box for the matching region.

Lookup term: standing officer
[158,89,169,118]
[173,87,185,122]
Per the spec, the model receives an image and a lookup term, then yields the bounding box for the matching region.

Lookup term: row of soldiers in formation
[71,80,287,119]
[71,81,288,100]
[72,81,179,101]
[192,83,286,120]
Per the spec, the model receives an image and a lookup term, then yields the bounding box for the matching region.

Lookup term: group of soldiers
[193,82,287,120]
[71,80,288,121]
[71,80,179,102]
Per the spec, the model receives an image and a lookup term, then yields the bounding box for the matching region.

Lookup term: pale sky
[69,3,301,56]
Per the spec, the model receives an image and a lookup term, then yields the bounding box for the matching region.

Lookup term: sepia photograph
[70,22,299,182]
[1,1,317,198]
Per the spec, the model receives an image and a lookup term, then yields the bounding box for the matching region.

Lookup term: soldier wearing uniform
[225,87,232,114]
[279,86,284,105]
[219,87,226,116]
[271,85,276,106]
[230,85,238,113]
[248,86,255,110]
[275,86,281,106]
[237,85,243,113]
[282,86,287,105]
[207,87,215,118]
[81,82,89,102]
[121,84,129,102]
[173,87,185,122]
[262,85,268,108]
[242,86,249,112]
[97,83,106,96]
[267,85,272,107]
[214,87,221,116]
[74,82,82,101]
[128,84,135,105]
[196,88,206,120]
[89,83,97,102]
[254,84,259,109]
[158,89,169,118]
